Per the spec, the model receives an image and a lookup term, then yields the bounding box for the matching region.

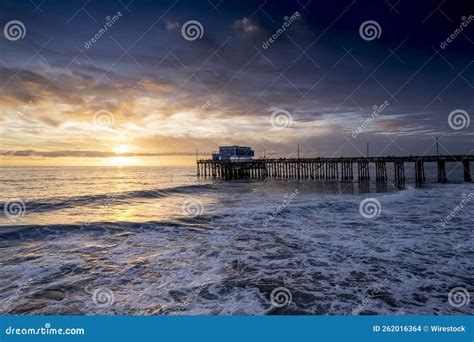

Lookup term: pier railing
[196,155,473,185]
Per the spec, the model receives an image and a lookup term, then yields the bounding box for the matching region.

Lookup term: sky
[0,0,473,166]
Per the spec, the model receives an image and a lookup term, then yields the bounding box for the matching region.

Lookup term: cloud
[166,21,181,31]
[232,17,260,33]
[0,150,197,157]
[0,0,472,163]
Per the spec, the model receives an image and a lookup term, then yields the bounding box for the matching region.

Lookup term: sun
[113,145,132,154]
[108,145,135,166]
[107,156,135,167]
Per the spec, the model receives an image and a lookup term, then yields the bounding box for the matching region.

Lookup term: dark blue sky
[0,0,473,164]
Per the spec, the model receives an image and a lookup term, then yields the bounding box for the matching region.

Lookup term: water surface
[0,166,472,315]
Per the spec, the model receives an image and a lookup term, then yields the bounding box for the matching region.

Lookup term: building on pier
[212,146,254,161]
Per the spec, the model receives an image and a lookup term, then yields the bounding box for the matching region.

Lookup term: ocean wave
[1,169,473,315]
[0,183,215,216]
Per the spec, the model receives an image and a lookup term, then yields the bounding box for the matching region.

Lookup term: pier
[197,155,474,186]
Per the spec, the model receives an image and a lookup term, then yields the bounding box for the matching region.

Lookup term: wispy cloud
[0,150,197,158]
[0,0,472,164]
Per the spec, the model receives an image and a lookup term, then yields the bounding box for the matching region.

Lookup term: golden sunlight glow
[107,156,136,167]
[113,145,133,154]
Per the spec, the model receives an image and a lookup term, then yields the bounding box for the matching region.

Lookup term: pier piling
[197,155,473,186]
[375,161,388,183]
[463,160,472,182]
[394,161,405,187]
[437,160,447,183]
[415,160,425,186]
[358,161,370,182]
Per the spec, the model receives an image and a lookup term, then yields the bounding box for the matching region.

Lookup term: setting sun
[113,145,133,154]
[107,156,135,166]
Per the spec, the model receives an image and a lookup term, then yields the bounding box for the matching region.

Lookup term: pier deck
[196,155,474,185]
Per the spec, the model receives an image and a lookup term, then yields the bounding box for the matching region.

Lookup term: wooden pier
[196,155,474,186]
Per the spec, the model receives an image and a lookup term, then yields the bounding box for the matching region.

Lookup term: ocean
[0,166,472,315]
